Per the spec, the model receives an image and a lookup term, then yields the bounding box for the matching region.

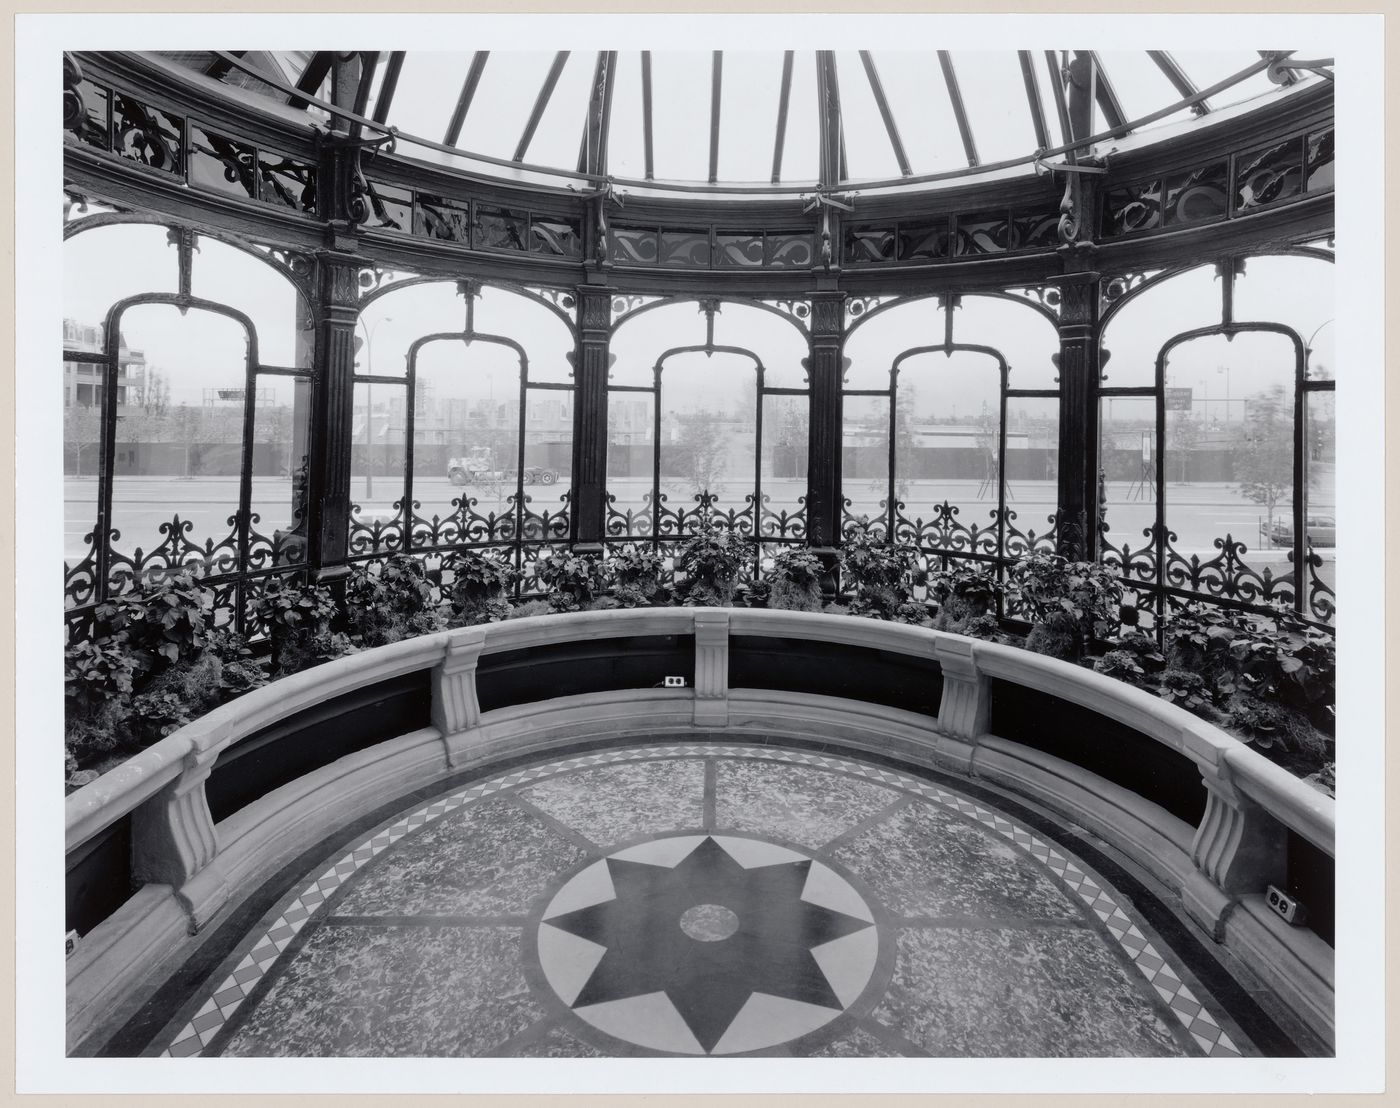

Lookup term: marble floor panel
[143,741,1275,1059]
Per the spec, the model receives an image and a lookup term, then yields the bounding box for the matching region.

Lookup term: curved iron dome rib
[204,50,1299,196]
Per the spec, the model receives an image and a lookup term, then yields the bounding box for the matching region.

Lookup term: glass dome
[151,49,1330,194]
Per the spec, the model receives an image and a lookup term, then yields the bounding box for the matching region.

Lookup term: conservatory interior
[59,48,1337,1062]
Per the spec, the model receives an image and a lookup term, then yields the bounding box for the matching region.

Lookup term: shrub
[1158,667,1215,717]
[609,545,669,608]
[506,599,554,620]
[929,562,1001,633]
[766,548,824,613]
[252,575,344,675]
[839,522,925,624]
[128,650,227,745]
[1224,692,1331,763]
[1009,554,1122,660]
[1160,604,1247,685]
[1228,609,1335,733]
[444,549,517,626]
[94,569,214,672]
[534,549,609,612]
[345,555,443,646]
[1092,649,1150,688]
[676,527,745,607]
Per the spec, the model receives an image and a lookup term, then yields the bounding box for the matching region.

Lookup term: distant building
[63,318,147,409]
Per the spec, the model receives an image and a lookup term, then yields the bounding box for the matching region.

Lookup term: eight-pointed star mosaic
[540,835,875,1053]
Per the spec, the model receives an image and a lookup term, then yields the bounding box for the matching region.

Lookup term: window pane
[474,286,575,384]
[1232,254,1333,381]
[658,350,757,527]
[249,376,312,566]
[1100,265,1220,388]
[606,390,655,537]
[108,304,249,582]
[844,298,944,390]
[892,349,1002,561]
[1304,390,1336,622]
[193,236,311,369]
[65,224,179,326]
[522,388,572,541]
[1164,331,1296,602]
[360,282,467,379]
[956,295,1058,390]
[1004,396,1059,556]
[1099,394,1158,613]
[842,393,891,531]
[349,380,407,554]
[760,393,808,540]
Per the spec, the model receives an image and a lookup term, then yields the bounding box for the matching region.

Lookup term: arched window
[348,281,576,590]
[606,299,810,569]
[1098,253,1334,626]
[63,222,313,636]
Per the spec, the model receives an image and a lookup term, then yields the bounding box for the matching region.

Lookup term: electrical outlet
[664,676,687,688]
[65,930,78,958]
[1266,884,1307,926]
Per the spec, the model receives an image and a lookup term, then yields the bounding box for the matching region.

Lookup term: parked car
[447,453,558,486]
[1267,515,1336,548]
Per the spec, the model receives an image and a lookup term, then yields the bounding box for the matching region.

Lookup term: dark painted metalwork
[772,51,794,184]
[444,52,490,147]
[1053,275,1100,562]
[372,53,404,125]
[1018,51,1050,151]
[572,287,612,548]
[1148,51,1207,115]
[939,52,979,168]
[516,52,570,163]
[641,52,655,181]
[709,52,723,185]
[1088,52,1130,138]
[859,51,911,178]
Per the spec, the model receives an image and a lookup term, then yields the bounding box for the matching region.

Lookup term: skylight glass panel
[386,52,468,145]
[717,52,785,183]
[873,52,967,176]
[650,51,712,182]
[779,52,819,183]
[1095,52,1198,130]
[520,51,593,172]
[457,53,557,161]
[951,52,1039,166]
[833,53,901,182]
[1173,51,1284,108]
[607,52,647,180]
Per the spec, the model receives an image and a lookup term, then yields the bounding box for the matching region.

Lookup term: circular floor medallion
[535,833,881,1055]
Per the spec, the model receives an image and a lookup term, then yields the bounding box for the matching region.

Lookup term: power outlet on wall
[663,676,687,688]
[1266,884,1307,926]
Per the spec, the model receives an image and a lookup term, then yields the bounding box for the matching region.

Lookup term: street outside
[65,475,1335,594]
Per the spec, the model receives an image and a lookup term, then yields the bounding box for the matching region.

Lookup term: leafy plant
[839,521,925,624]
[1158,668,1215,716]
[1009,553,1122,660]
[534,549,609,612]
[1160,604,1247,686]
[346,555,443,645]
[94,569,214,671]
[252,575,343,675]
[1092,649,1150,688]
[608,545,669,608]
[676,524,745,607]
[1227,608,1335,732]
[444,549,518,626]
[929,562,1001,633]
[765,548,825,613]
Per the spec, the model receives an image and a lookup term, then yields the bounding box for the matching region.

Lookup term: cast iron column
[571,286,612,551]
[806,292,846,587]
[1054,274,1102,561]
[309,256,362,585]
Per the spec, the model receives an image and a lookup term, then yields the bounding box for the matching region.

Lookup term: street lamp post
[357,316,392,499]
[1305,319,1335,379]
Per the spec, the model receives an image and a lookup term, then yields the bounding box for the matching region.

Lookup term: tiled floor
[153,742,1254,1059]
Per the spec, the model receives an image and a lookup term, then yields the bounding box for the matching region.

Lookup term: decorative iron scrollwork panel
[1305,129,1335,193]
[1234,137,1305,213]
[1102,180,1162,237]
[113,94,184,176]
[954,211,1013,256]
[609,227,659,266]
[1163,162,1228,227]
[415,193,472,243]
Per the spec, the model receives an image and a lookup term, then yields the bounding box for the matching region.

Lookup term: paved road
[65,476,1336,589]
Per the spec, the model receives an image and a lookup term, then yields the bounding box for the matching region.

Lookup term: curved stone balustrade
[65,608,1335,1054]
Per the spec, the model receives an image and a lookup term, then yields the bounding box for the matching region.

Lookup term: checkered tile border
[161,742,1240,1058]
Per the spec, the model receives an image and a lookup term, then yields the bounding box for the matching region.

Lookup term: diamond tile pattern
[158,741,1241,1058]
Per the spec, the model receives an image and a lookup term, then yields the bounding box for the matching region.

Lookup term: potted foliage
[928,562,1002,638]
[1008,553,1122,661]
[534,548,609,612]
[838,521,926,624]
[608,544,670,608]
[346,554,443,646]
[443,549,518,625]
[675,526,745,607]
[251,574,348,676]
[764,547,825,612]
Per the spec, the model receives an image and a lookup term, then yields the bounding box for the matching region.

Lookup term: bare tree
[1233,385,1293,540]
